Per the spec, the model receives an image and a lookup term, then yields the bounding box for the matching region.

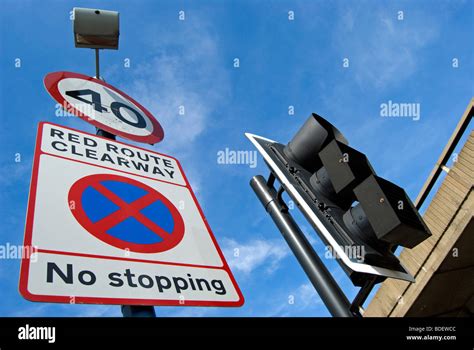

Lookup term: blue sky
[0,0,472,317]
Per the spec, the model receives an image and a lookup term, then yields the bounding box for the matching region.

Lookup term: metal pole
[121,305,156,317]
[250,175,353,317]
[90,41,155,319]
[95,48,100,79]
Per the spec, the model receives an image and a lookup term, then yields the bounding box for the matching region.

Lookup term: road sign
[19,122,243,307]
[44,71,164,144]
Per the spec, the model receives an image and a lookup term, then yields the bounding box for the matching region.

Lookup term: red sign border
[44,71,165,145]
[19,122,244,307]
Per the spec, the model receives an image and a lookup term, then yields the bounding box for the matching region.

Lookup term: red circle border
[44,71,164,144]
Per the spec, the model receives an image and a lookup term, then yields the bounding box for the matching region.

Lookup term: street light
[73,7,120,78]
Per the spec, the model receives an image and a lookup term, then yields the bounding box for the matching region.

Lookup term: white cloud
[69,305,121,317]
[114,21,230,157]
[334,6,439,89]
[9,304,49,317]
[0,158,30,187]
[299,224,319,246]
[262,282,326,317]
[102,18,230,200]
[157,306,214,318]
[222,238,290,276]
[289,282,324,309]
[9,304,122,317]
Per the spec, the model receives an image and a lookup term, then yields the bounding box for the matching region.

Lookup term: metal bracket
[267,173,276,188]
[276,185,286,208]
[350,276,378,316]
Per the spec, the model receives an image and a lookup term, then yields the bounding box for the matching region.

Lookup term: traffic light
[247,113,431,285]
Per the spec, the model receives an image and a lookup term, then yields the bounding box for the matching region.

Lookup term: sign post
[44,67,165,316]
[19,7,243,317]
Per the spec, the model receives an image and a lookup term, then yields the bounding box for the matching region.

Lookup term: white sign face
[20,122,243,307]
[44,72,164,144]
[58,78,155,137]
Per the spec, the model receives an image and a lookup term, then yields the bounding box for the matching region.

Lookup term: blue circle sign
[68,174,185,253]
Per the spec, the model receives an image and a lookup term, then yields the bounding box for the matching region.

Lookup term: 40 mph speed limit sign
[44,71,164,144]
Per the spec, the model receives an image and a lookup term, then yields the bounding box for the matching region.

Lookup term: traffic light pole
[250,175,354,317]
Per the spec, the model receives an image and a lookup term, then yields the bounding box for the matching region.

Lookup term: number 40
[65,89,146,128]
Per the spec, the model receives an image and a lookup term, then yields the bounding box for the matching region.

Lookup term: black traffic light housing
[247,113,431,285]
[283,114,348,172]
[312,139,375,208]
[353,175,430,248]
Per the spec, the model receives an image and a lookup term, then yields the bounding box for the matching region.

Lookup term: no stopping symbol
[68,174,185,253]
